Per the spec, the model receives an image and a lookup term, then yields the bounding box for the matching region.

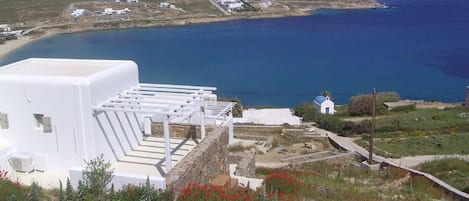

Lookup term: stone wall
[382,161,469,201]
[165,126,229,194]
[282,128,305,136]
[234,125,283,136]
[228,149,256,177]
[152,123,213,139]
[292,152,358,168]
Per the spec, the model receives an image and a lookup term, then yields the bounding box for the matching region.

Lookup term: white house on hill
[313,95,335,115]
[0,58,234,189]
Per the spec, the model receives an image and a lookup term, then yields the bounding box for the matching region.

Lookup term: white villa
[0,58,234,189]
[313,95,335,115]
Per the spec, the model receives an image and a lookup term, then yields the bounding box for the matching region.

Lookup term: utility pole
[368,88,377,164]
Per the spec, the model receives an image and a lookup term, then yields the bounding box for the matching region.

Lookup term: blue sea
[1,0,468,107]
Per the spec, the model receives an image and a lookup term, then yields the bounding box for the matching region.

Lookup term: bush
[294,103,366,136]
[0,170,27,200]
[348,92,400,116]
[115,178,171,201]
[219,97,243,117]
[294,103,318,122]
[178,183,253,201]
[348,95,374,116]
[81,154,114,200]
[377,92,400,103]
[264,173,302,195]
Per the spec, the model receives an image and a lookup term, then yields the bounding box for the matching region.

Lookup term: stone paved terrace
[112,136,198,177]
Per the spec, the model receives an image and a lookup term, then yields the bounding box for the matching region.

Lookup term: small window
[0,113,8,129]
[33,114,52,133]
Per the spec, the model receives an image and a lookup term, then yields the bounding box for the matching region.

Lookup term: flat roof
[0,58,133,77]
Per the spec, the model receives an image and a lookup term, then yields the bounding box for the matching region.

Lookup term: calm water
[1,0,468,107]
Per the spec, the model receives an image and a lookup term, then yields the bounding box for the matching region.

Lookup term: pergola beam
[125,90,201,98]
[100,102,191,113]
[139,83,216,91]
[110,97,194,107]
[133,87,212,94]
[92,106,178,116]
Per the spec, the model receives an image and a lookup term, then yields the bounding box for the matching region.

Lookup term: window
[33,114,52,133]
[0,113,8,129]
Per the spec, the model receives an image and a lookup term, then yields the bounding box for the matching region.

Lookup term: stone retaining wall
[234,125,283,135]
[282,128,304,136]
[165,126,229,195]
[382,161,469,201]
[228,150,256,177]
[152,123,214,139]
[292,152,357,168]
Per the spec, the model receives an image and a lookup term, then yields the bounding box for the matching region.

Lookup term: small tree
[321,90,331,98]
[28,182,40,201]
[76,180,87,200]
[81,154,114,201]
[107,184,117,201]
[141,176,154,201]
[58,180,65,201]
[65,178,74,200]
[218,97,243,117]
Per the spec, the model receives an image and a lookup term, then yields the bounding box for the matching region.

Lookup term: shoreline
[0,32,57,61]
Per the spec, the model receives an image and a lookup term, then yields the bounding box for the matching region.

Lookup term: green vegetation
[417,158,469,193]
[294,103,370,136]
[354,107,469,157]
[0,0,85,23]
[229,143,255,152]
[357,133,469,158]
[348,91,400,116]
[374,108,469,134]
[255,162,456,201]
[0,156,171,201]
[218,97,243,117]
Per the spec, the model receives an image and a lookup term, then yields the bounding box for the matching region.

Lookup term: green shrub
[348,92,400,116]
[218,97,243,117]
[115,178,171,201]
[229,144,246,152]
[264,173,302,194]
[0,170,27,200]
[294,103,318,122]
[81,154,114,200]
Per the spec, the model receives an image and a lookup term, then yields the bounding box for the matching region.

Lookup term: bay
[1,0,468,107]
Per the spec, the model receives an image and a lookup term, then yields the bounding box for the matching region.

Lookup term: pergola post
[228,112,234,145]
[163,115,172,172]
[200,105,206,140]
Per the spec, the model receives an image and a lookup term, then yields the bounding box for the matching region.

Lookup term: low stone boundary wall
[228,150,256,177]
[382,161,469,201]
[327,133,469,200]
[282,128,304,136]
[234,125,283,135]
[280,151,338,163]
[165,127,229,194]
[290,152,357,167]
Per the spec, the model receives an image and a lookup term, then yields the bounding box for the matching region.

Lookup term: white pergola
[92,83,234,172]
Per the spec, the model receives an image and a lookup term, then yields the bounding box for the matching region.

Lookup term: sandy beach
[0,33,55,60]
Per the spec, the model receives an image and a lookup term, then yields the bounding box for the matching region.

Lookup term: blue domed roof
[314,96,326,104]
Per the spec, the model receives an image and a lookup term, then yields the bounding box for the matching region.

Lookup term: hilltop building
[313,95,335,115]
[0,58,234,189]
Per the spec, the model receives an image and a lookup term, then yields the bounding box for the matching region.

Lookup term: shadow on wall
[94,111,143,162]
